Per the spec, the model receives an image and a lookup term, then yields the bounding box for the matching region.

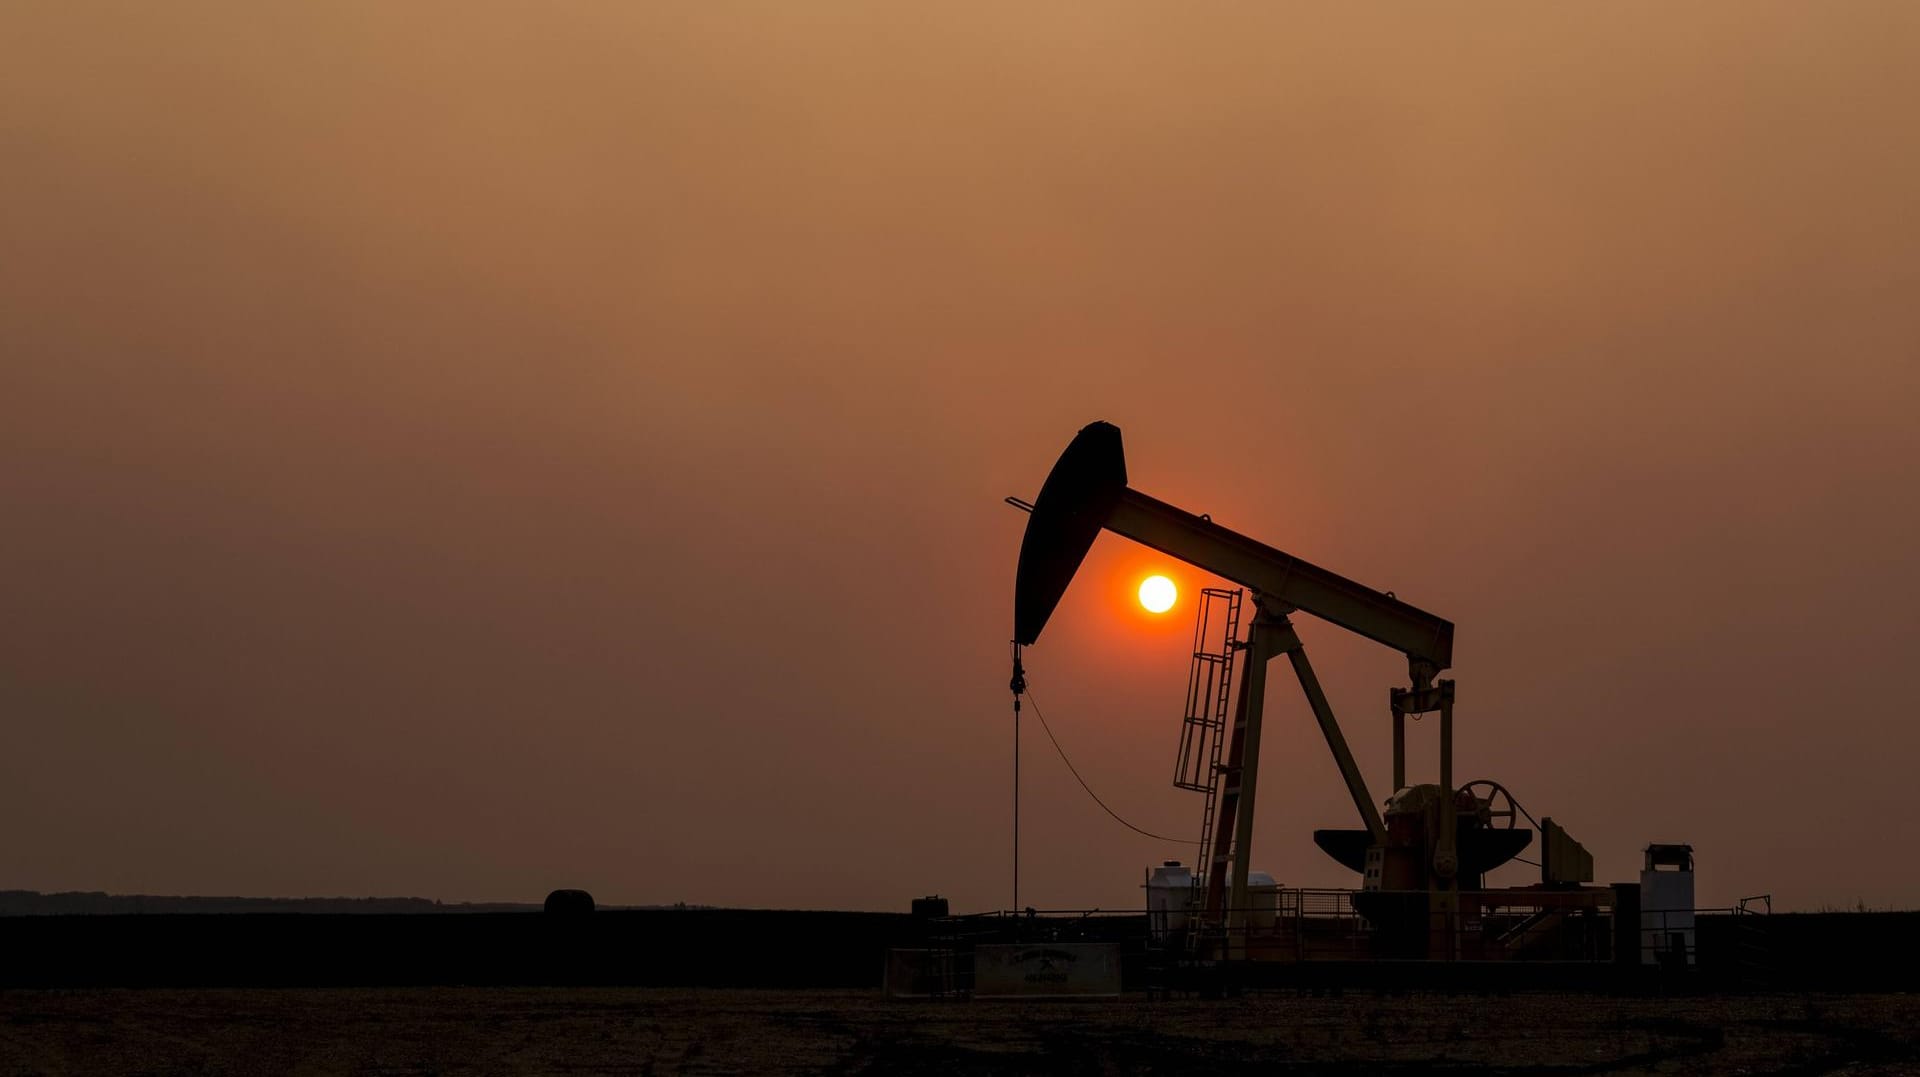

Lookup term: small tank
[1146,860,1194,939]
[1245,870,1280,931]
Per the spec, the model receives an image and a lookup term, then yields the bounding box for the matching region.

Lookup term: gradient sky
[4,3,1917,913]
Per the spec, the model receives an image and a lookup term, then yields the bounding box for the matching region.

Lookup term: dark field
[3,988,1918,1076]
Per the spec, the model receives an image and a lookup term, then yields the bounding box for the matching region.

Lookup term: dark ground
[3,988,1918,1076]
[8,909,1917,993]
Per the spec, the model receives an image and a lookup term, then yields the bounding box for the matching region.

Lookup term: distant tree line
[0,891,534,915]
[0,891,704,915]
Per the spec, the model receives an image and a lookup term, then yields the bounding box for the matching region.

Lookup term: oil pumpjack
[1012,421,1604,961]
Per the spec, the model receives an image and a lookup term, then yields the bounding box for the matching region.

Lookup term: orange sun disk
[1139,575,1177,613]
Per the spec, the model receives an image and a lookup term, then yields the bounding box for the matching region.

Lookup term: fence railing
[888,892,1771,997]
[918,888,1764,968]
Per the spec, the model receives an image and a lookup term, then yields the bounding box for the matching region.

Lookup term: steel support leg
[1436,691,1458,958]
[1202,624,1263,935]
[1224,620,1274,951]
[1392,710,1406,792]
[1270,618,1387,844]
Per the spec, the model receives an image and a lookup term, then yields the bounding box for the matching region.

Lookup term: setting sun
[1138,575,1177,614]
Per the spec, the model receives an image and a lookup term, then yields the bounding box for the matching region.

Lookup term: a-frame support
[1202,600,1389,942]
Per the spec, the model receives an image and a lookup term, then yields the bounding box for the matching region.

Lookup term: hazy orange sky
[4,3,1917,913]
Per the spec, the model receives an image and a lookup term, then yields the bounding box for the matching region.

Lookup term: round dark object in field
[544,889,595,915]
[910,895,949,918]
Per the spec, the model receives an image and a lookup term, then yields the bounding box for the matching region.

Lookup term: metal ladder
[1174,587,1243,946]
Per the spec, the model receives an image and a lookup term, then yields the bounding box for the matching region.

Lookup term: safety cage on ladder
[1173,587,1243,911]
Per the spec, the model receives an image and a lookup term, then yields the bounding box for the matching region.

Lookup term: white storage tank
[1639,843,1696,966]
[1246,871,1280,932]
[1145,860,1195,940]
